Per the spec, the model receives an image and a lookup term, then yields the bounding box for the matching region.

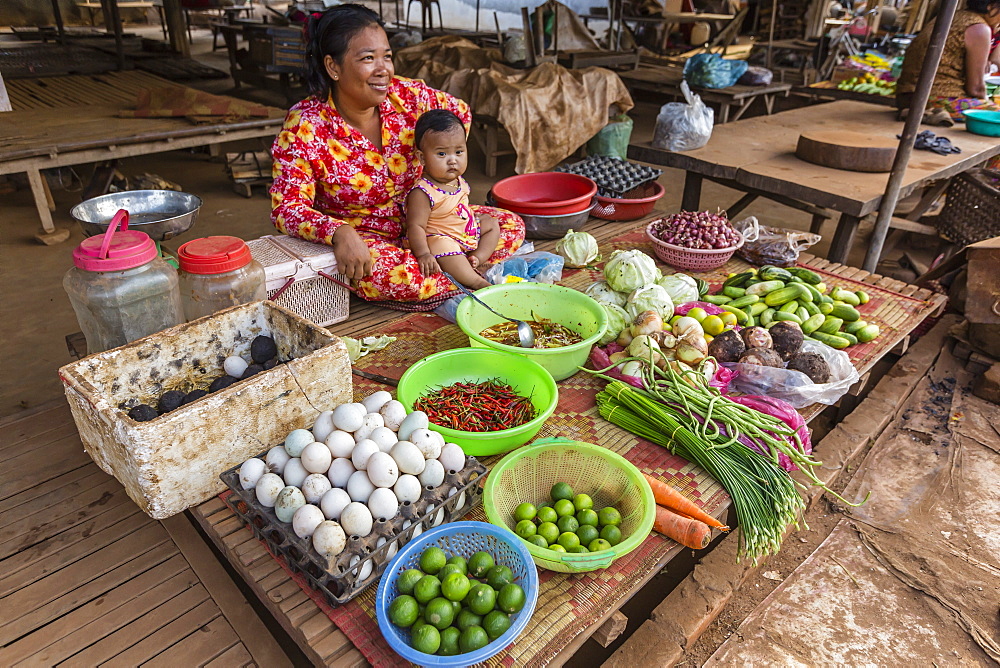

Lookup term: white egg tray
[219,455,486,606]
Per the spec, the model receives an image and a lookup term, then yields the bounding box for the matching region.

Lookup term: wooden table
[620,64,792,123]
[0,70,285,244]
[628,100,1000,265]
[793,80,896,107]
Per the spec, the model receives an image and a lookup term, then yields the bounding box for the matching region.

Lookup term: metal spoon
[442,272,536,349]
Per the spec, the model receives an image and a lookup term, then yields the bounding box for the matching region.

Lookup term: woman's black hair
[967,0,1000,12]
[305,4,384,98]
[414,109,465,149]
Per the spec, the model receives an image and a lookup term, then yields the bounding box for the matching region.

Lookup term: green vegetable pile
[701,265,881,349]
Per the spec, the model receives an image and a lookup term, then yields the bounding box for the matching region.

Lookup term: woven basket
[936,169,1000,247]
[645,221,745,271]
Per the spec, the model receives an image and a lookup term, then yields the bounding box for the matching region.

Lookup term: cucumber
[778,299,800,314]
[722,271,754,289]
[758,265,794,281]
[793,283,814,303]
[796,306,810,323]
[838,331,859,346]
[830,287,861,306]
[818,302,834,315]
[856,324,881,343]
[748,301,769,317]
[745,316,756,327]
[844,320,869,335]
[745,280,787,296]
[702,295,733,305]
[788,275,804,283]
[760,308,776,327]
[855,290,871,305]
[815,282,828,294]
[818,294,834,304]
[787,267,822,284]
[772,311,803,325]
[728,294,761,309]
[829,304,861,322]
[720,305,749,325]
[801,312,826,335]
[696,278,710,297]
[802,300,821,317]
[799,283,824,302]
[763,286,803,307]
[818,316,844,334]
[810,331,851,349]
[723,286,747,299]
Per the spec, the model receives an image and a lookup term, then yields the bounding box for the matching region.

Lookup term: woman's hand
[332,225,373,280]
[417,252,441,277]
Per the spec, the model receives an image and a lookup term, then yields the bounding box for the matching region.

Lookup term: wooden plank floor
[0,402,289,667]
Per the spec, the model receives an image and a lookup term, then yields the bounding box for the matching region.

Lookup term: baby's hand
[417,253,441,277]
[468,254,481,269]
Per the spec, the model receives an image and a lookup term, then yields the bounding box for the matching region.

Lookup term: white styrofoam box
[246,235,350,327]
[59,301,352,519]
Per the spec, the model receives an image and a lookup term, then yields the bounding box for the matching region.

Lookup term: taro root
[251,335,278,364]
[738,347,784,367]
[157,390,186,414]
[787,352,832,383]
[740,326,773,350]
[128,404,158,422]
[707,329,746,363]
[768,321,804,360]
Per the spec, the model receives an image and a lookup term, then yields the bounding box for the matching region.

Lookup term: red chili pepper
[413,378,536,432]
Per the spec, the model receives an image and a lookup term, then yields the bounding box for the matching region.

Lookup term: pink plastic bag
[729,394,812,471]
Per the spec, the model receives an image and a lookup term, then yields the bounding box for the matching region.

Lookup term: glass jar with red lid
[177,236,266,321]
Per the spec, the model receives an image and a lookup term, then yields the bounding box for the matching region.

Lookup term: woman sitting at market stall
[896,0,1000,122]
[270,4,525,304]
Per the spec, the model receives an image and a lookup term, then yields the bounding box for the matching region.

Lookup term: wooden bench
[77,1,167,39]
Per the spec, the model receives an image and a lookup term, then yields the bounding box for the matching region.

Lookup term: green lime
[553,498,575,518]
[576,508,599,527]
[536,506,558,524]
[551,482,574,502]
[446,555,468,575]
[497,583,526,614]
[573,493,594,512]
[576,524,599,547]
[388,594,419,627]
[537,522,560,545]
[527,534,549,548]
[515,519,537,539]
[413,575,441,604]
[557,531,581,550]
[568,545,589,553]
[459,625,490,653]
[437,564,464,581]
[411,623,441,654]
[600,524,623,546]
[441,572,472,602]
[412,618,427,633]
[486,564,514,590]
[483,610,511,640]
[466,583,497,616]
[456,608,483,631]
[549,544,567,553]
[556,515,579,534]
[513,502,537,522]
[451,600,463,617]
[588,538,613,552]
[598,506,622,527]
[419,546,447,575]
[686,306,708,322]
[438,626,461,656]
[468,551,495,578]
[397,569,424,596]
[424,597,455,630]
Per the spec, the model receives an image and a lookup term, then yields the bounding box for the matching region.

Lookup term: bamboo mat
[5,70,185,111]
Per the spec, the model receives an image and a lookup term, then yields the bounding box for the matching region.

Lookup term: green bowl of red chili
[396,347,559,456]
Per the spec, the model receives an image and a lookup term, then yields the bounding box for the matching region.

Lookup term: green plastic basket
[482,438,655,573]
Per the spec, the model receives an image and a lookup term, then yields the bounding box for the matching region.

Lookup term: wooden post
[522,8,537,67]
[535,6,545,57]
[162,0,190,57]
[863,0,959,272]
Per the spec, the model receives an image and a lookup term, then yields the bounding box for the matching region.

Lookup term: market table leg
[827,213,861,265]
[681,172,703,211]
[27,168,70,245]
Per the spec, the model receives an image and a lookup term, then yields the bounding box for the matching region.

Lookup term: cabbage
[625,283,675,321]
[599,303,630,345]
[657,273,700,306]
[603,249,661,293]
[584,280,627,308]
[555,229,600,268]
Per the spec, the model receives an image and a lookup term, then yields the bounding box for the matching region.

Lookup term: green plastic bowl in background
[963,109,1000,137]
[395,348,559,456]
[455,282,608,381]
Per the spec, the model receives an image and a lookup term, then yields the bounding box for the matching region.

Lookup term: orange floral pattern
[270,76,524,303]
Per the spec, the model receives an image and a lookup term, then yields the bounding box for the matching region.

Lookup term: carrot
[653,505,713,549]
[644,473,729,531]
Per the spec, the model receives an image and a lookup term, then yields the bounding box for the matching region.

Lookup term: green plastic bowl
[395,348,559,456]
[483,438,656,573]
[963,109,1000,137]
[455,283,608,381]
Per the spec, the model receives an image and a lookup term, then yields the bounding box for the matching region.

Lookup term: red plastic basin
[492,172,598,215]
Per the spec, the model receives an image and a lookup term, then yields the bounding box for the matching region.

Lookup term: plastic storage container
[177,236,266,321]
[63,210,183,354]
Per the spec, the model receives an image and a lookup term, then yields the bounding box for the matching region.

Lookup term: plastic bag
[738,66,774,86]
[720,339,861,408]
[733,216,821,268]
[683,53,749,89]
[652,82,714,152]
[484,250,564,285]
[586,114,634,159]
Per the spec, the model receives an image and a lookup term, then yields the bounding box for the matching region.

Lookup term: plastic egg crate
[555,156,663,199]
[219,454,486,606]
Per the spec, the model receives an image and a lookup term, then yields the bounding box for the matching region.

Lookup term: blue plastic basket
[375,521,539,666]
